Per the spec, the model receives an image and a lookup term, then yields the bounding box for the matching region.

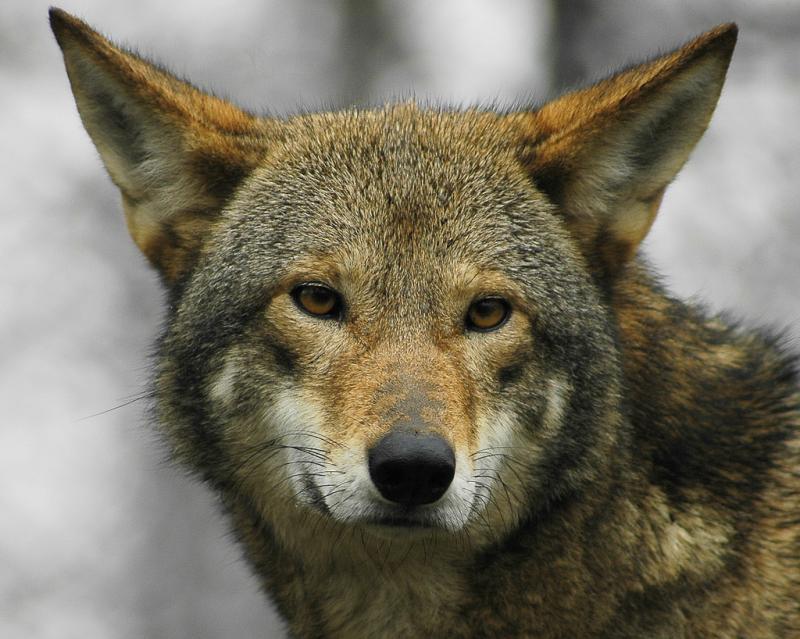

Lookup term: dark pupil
[475,300,497,318]
[301,286,335,314]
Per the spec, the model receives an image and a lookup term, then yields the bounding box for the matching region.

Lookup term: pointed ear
[512,23,737,277]
[50,8,275,283]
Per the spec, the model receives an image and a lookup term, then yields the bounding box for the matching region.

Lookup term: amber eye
[292,284,342,319]
[466,297,510,332]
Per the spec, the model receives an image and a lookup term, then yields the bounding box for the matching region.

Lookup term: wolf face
[163,108,622,543]
[54,10,800,637]
[49,9,735,548]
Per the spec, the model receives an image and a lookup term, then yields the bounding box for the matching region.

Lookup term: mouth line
[300,475,331,515]
[366,515,437,529]
[301,497,438,529]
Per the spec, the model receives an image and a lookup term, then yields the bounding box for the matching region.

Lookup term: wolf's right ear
[50,8,275,283]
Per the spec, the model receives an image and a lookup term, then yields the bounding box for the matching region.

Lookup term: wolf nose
[368,432,455,506]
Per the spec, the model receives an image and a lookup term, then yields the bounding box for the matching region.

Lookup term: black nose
[368,432,455,506]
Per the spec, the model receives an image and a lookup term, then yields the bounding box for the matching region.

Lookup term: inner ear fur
[512,23,737,277]
[50,8,277,283]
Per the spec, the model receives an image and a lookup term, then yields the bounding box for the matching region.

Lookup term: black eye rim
[465,296,511,333]
[290,282,344,320]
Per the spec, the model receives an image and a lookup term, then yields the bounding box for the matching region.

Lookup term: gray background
[1,1,798,637]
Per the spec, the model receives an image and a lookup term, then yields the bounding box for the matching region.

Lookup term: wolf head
[51,9,736,545]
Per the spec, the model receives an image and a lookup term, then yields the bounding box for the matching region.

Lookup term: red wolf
[52,9,799,638]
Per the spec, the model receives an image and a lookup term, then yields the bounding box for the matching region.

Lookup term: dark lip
[368,516,435,529]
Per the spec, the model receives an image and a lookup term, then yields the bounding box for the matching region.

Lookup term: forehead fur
[225,103,563,272]
[280,102,528,171]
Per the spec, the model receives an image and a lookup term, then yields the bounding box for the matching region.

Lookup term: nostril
[368,431,455,506]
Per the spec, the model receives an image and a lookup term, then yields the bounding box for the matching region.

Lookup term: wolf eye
[466,297,510,332]
[292,284,342,319]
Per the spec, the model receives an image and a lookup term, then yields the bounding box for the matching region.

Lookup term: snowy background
[1,1,798,637]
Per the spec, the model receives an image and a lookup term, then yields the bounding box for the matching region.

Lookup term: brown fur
[51,9,799,638]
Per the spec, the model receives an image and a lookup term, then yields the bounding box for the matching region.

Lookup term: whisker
[77,391,155,421]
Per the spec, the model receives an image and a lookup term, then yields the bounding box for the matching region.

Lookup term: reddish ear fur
[50,8,276,282]
[511,24,737,276]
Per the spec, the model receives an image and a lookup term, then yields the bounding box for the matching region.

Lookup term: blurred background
[1,1,798,637]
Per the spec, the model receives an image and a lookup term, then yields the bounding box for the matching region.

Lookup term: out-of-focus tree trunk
[551,0,598,90]
[337,0,405,106]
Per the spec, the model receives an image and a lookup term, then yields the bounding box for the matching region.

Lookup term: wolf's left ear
[512,23,737,277]
[50,8,275,283]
